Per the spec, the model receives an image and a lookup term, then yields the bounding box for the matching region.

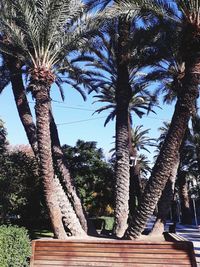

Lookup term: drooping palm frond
[134,14,185,105]
[137,153,152,176]
[0,0,114,102]
[85,0,112,11]
[71,18,158,127]
[110,0,180,22]
[131,125,156,153]
[0,0,106,71]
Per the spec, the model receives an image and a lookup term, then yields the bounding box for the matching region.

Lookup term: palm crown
[74,20,157,126]
[0,0,94,86]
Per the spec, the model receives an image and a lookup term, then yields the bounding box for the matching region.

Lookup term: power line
[28,101,169,122]
[29,100,96,112]
[56,116,107,126]
[54,105,95,112]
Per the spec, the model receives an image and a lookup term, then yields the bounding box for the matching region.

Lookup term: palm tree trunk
[124,60,199,239]
[6,59,87,235]
[114,19,132,238]
[129,162,141,218]
[54,175,86,236]
[192,115,200,173]
[6,58,38,157]
[49,112,88,233]
[177,170,192,224]
[33,83,67,239]
[128,119,141,218]
[150,154,179,236]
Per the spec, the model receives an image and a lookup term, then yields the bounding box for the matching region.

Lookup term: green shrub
[0,225,31,267]
[100,216,114,230]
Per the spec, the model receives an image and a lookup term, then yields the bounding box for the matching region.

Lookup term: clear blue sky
[0,82,174,162]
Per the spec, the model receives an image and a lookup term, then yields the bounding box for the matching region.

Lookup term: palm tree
[114,0,200,239]
[1,54,89,233]
[77,20,157,237]
[0,0,96,238]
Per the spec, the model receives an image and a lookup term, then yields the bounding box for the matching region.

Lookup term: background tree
[0,124,43,225]
[62,140,114,217]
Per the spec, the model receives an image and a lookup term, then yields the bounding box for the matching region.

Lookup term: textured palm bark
[33,84,67,239]
[6,60,86,234]
[6,58,38,157]
[124,59,199,239]
[114,19,132,238]
[192,115,200,173]
[150,155,179,236]
[177,170,192,224]
[128,120,141,218]
[49,112,88,233]
[129,162,141,218]
[53,175,86,236]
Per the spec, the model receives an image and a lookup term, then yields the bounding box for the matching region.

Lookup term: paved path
[146,218,200,266]
[175,224,200,266]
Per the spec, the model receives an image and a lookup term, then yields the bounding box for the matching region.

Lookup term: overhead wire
[28,101,169,125]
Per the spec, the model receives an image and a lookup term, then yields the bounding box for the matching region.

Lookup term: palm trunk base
[54,177,87,237]
[149,219,165,236]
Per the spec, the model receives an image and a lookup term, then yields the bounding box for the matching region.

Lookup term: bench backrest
[30,239,197,267]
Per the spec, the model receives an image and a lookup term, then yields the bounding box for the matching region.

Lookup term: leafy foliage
[62,140,114,216]
[0,225,31,267]
[0,126,45,226]
[0,149,42,223]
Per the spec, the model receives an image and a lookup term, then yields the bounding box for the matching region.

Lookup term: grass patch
[29,229,53,240]
[99,216,114,231]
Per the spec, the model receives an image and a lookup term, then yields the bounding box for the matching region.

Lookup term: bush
[0,225,31,267]
[100,216,114,231]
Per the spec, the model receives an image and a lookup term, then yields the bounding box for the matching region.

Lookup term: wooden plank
[35,244,189,250]
[34,263,191,267]
[35,251,189,259]
[34,255,191,263]
[33,238,184,246]
[33,259,192,266]
[30,240,36,267]
[34,248,189,254]
[35,240,188,247]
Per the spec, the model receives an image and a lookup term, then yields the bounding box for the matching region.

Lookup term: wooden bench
[30,239,197,267]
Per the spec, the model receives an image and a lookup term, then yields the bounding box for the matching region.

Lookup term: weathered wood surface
[30,239,197,267]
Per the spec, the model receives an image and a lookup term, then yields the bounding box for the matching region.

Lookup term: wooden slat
[35,242,189,247]
[35,248,189,255]
[35,251,189,259]
[33,260,192,267]
[34,255,191,263]
[34,263,191,267]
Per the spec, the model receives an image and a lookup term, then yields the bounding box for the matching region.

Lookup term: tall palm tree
[0,53,89,233]
[0,0,96,238]
[77,20,157,237]
[123,1,200,240]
